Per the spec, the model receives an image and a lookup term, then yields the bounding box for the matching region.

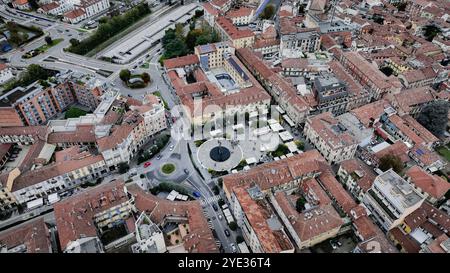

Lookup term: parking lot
[310,233,358,253]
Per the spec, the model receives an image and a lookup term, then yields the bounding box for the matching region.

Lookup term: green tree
[118,162,130,174]
[296,196,306,213]
[217,177,223,188]
[423,25,441,42]
[417,101,449,137]
[185,28,203,51]
[236,236,244,244]
[45,36,53,45]
[228,221,238,231]
[70,38,80,46]
[260,4,275,20]
[119,69,131,82]
[9,32,22,45]
[28,0,39,10]
[218,198,225,207]
[141,72,151,83]
[379,154,404,174]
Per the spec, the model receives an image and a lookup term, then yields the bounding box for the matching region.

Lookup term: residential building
[131,212,167,253]
[304,112,358,164]
[0,218,52,253]
[230,185,295,253]
[214,17,255,49]
[54,180,134,252]
[363,169,425,231]
[271,179,344,249]
[338,159,377,202]
[404,165,450,205]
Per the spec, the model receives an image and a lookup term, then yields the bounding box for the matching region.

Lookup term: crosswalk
[200,195,221,206]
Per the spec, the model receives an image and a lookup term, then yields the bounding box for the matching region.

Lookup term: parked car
[224,229,230,237]
[144,162,152,168]
[193,191,201,198]
[218,214,223,220]
[212,204,218,211]
[183,168,189,174]
[156,155,162,160]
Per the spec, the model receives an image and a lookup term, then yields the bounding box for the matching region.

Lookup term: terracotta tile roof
[391,87,435,114]
[404,202,450,232]
[223,150,324,193]
[96,125,133,152]
[340,159,377,192]
[215,16,255,40]
[410,144,442,167]
[351,99,391,127]
[54,180,129,250]
[375,141,410,164]
[13,0,28,5]
[306,112,358,149]
[0,218,52,253]
[406,166,450,200]
[0,143,12,159]
[163,54,199,70]
[203,2,220,16]
[317,170,357,214]
[127,185,219,253]
[12,154,104,192]
[389,227,421,253]
[342,52,392,90]
[353,215,378,241]
[234,186,294,252]
[274,179,344,243]
[64,8,85,19]
[40,2,60,12]
[425,234,449,253]
[47,124,96,144]
[225,7,253,18]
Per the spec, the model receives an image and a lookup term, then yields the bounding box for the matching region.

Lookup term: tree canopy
[260,5,275,20]
[417,101,449,137]
[379,154,404,174]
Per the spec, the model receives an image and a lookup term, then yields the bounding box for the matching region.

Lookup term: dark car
[212,204,218,211]
[193,191,201,198]
[184,168,189,174]
[224,229,230,237]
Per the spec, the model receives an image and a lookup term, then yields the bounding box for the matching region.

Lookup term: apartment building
[312,73,349,116]
[97,94,167,167]
[271,179,344,249]
[225,7,254,26]
[54,180,134,252]
[280,28,321,55]
[304,112,358,164]
[230,185,294,253]
[214,16,255,49]
[363,169,425,231]
[339,51,396,99]
[337,159,377,202]
[7,152,108,205]
[0,218,52,253]
[404,166,450,205]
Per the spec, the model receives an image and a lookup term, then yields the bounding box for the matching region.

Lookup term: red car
[144,162,152,168]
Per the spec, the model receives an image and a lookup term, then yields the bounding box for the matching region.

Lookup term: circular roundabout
[197,138,243,172]
[161,163,176,175]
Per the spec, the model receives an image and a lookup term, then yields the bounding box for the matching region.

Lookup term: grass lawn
[153,91,169,109]
[140,62,150,69]
[77,28,89,33]
[36,38,63,53]
[437,146,450,162]
[65,107,88,119]
[161,163,176,174]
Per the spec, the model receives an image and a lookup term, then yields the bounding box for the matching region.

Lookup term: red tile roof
[163,54,199,69]
[0,218,52,253]
[54,180,129,250]
[127,185,219,253]
[405,166,450,200]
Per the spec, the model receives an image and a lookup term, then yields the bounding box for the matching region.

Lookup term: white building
[363,169,425,231]
[304,112,358,164]
[0,64,13,85]
[132,212,167,253]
